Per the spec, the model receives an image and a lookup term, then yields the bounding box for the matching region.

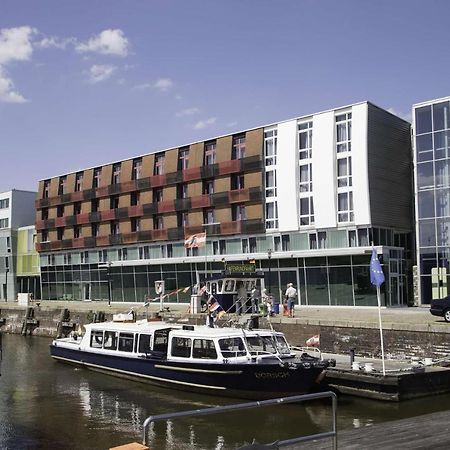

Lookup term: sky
[0,0,450,193]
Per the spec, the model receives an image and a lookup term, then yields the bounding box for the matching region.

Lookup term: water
[1,334,450,449]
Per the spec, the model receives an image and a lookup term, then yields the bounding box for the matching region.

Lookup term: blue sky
[0,0,449,193]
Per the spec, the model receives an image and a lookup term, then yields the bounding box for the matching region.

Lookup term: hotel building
[35,101,413,306]
[413,96,450,304]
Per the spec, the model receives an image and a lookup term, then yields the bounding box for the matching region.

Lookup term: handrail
[142,391,338,449]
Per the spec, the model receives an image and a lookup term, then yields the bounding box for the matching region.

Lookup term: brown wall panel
[165,148,178,173]
[81,201,90,214]
[65,228,74,240]
[98,223,110,236]
[246,204,263,220]
[81,225,91,238]
[37,181,45,199]
[99,198,110,210]
[48,230,57,241]
[190,143,204,167]
[48,207,57,220]
[84,169,94,190]
[142,154,155,178]
[165,214,177,229]
[164,186,176,200]
[141,218,153,231]
[190,181,203,197]
[246,128,264,157]
[189,211,203,227]
[245,172,263,188]
[216,208,231,223]
[66,173,76,194]
[121,160,133,183]
[49,178,59,198]
[141,191,152,204]
[216,136,232,163]
[101,164,113,187]
[119,193,131,208]
[215,177,230,192]
[121,220,131,234]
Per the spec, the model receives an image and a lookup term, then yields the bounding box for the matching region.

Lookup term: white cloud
[134,82,153,90]
[0,26,36,65]
[0,68,27,103]
[89,64,116,83]
[387,107,412,123]
[194,117,216,130]
[176,107,199,117]
[76,29,129,57]
[154,78,173,91]
[35,36,75,50]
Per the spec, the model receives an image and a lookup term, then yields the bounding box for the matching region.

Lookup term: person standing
[250,284,260,314]
[236,282,247,315]
[285,283,297,318]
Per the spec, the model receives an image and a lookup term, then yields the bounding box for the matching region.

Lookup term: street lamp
[267,249,272,295]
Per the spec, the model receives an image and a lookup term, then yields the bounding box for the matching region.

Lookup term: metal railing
[142,391,338,449]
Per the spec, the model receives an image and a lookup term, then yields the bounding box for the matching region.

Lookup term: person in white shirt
[285,283,297,318]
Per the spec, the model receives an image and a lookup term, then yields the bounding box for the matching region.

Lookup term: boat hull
[50,344,325,400]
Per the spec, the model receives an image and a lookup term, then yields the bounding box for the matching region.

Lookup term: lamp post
[107,261,112,307]
[4,266,9,302]
[267,249,272,295]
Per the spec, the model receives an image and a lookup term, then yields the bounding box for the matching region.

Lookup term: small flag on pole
[182,286,191,293]
[370,248,385,287]
[306,334,320,347]
[184,232,206,248]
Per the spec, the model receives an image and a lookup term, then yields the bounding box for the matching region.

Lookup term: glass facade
[415,98,450,303]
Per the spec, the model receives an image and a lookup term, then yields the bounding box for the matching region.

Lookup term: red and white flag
[306,334,320,347]
[184,232,206,248]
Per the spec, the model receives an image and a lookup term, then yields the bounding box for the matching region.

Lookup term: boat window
[103,331,118,350]
[246,335,277,355]
[138,334,152,353]
[90,330,104,348]
[192,339,217,359]
[275,335,291,354]
[219,337,246,358]
[171,337,192,358]
[118,333,135,352]
[153,329,170,352]
[217,280,223,293]
[225,280,235,292]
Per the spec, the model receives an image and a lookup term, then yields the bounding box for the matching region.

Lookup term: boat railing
[142,391,338,449]
[291,345,322,360]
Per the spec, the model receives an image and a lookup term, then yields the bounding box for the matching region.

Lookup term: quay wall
[1,306,450,360]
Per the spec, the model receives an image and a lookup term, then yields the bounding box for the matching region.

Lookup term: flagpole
[376,285,386,376]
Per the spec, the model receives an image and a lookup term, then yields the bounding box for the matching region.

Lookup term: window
[0,198,9,209]
[139,246,150,260]
[178,147,189,170]
[131,191,140,206]
[132,158,142,180]
[186,247,199,257]
[0,218,9,229]
[265,202,278,229]
[118,332,135,352]
[274,235,290,251]
[91,199,99,213]
[265,170,277,197]
[153,188,163,203]
[212,240,226,255]
[110,196,119,209]
[299,164,312,192]
[154,215,164,230]
[41,230,49,242]
[318,231,327,249]
[171,337,192,358]
[112,163,121,184]
[41,208,49,220]
[57,228,65,240]
[57,205,64,218]
[204,208,215,224]
[336,112,352,153]
[264,129,277,166]
[93,168,102,188]
[73,202,81,215]
[232,135,246,159]
[90,330,104,348]
[118,248,128,261]
[103,331,118,350]
[131,218,140,232]
[231,174,244,190]
[58,176,67,195]
[63,253,71,265]
[138,334,152,353]
[219,337,246,358]
[203,180,214,195]
[298,121,313,160]
[98,249,108,262]
[43,180,50,198]
[348,230,357,247]
[232,204,246,221]
[91,223,99,237]
[193,339,217,359]
[75,172,84,192]
[80,251,89,264]
[242,237,257,253]
[177,184,188,199]
[204,142,216,165]
[74,226,81,239]
[337,157,352,187]
[337,192,354,222]
[161,244,173,258]
[177,212,189,227]
[154,154,165,175]
[309,233,317,249]
[110,221,120,235]
[300,197,314,226]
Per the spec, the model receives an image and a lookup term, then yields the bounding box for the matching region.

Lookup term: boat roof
[85,320,179,333]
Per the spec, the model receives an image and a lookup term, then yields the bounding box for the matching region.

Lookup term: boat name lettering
[255,372,289,379]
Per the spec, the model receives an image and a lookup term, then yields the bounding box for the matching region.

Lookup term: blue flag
[370,248,385,287]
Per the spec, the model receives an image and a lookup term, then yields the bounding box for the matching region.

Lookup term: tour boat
[50,315,335,400]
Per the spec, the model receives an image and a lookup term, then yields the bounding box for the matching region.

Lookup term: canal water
[1,334,450,450]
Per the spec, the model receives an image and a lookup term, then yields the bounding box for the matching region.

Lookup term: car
[430,296,450,322]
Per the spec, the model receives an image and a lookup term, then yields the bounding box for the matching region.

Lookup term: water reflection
[2,334,450,449]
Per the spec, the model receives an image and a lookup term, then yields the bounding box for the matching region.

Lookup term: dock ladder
[142,391,338,449]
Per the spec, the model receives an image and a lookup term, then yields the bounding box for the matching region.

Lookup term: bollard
[349,348,355,367]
